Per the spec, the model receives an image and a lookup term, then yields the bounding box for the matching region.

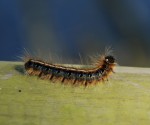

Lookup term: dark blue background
[0,0,150,67]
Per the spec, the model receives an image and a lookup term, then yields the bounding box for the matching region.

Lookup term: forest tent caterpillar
[24,53,116,86]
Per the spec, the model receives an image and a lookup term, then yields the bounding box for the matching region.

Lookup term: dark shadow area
[14,65,25,75]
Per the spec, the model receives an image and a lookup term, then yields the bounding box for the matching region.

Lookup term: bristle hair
[24,49,116,86]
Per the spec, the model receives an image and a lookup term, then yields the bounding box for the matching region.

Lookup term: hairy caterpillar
[24,52,116,86]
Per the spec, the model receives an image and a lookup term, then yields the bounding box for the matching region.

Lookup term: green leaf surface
[0,61,150,125]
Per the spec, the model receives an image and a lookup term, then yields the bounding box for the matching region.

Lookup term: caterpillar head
[105,55,115,64]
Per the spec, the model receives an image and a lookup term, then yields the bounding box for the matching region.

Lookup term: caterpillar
[24,53,116,86]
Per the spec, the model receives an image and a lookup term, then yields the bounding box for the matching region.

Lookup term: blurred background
[0,0,150,67]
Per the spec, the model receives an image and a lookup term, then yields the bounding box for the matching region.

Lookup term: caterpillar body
[24,55,116,86]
